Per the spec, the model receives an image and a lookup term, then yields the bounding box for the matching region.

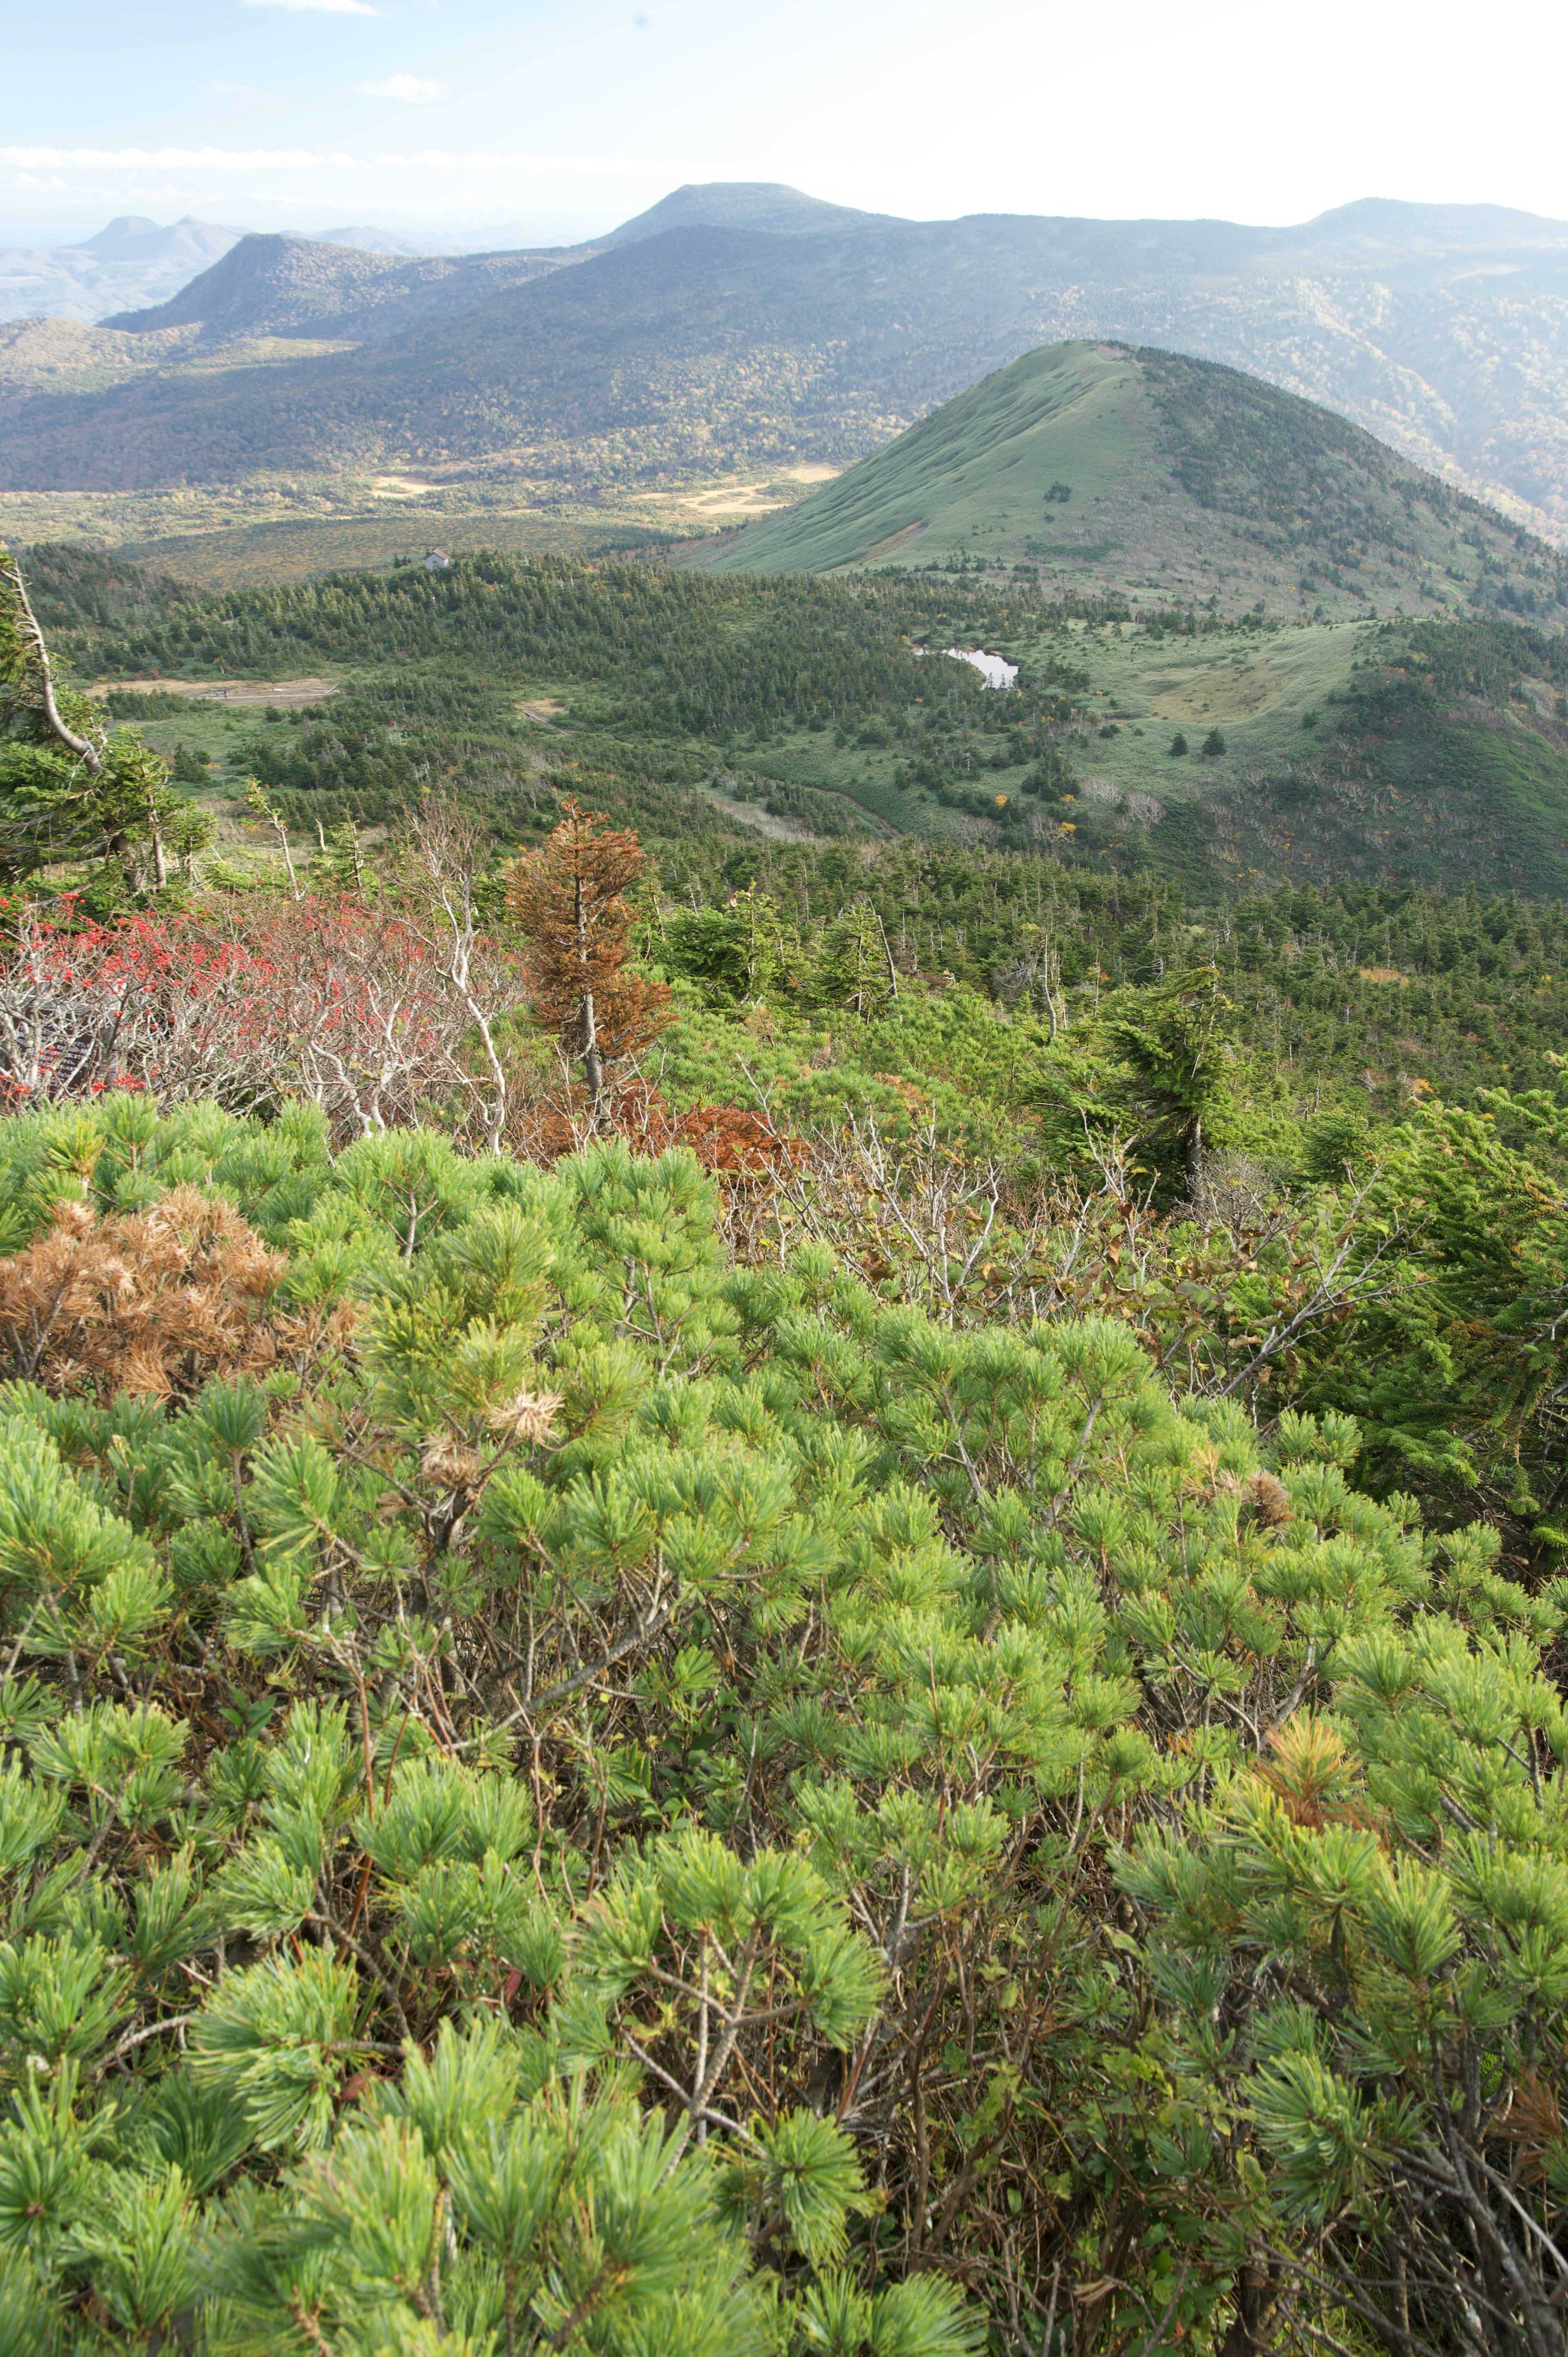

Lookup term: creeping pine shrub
[0,1187,292,1396]
[0,1100,1562,2355]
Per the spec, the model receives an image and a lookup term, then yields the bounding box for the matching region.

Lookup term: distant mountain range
[0,213,542,325]
[0,187,853,330]
[5,185,1568,540]
[0,216,247,327]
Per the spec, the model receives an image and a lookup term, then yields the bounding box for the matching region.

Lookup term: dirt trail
[704,787,826,843]
[88,676,339,707]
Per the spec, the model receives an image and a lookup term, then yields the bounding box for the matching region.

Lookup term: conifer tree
[0,546,200,901]
[812,897,898,1019]
[1108,960,1240,1193]
[506,800,669,1115]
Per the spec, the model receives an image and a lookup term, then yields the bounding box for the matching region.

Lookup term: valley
[36,501,1568,903]
[9,188,1568,586]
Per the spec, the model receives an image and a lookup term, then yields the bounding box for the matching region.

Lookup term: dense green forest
[8,540,1568,2354]
[28,539,1568,896]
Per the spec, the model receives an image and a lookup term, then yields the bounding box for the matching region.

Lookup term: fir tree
[507,800,670,1114]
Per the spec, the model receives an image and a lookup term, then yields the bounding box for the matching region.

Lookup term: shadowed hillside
[102,233,572,346]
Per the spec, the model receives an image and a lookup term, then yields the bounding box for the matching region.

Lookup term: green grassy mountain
[699,339,1561,624]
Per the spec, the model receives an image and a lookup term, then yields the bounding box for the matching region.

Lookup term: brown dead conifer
[506,800,669,1115]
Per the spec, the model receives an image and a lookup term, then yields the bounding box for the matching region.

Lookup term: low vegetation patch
[2,545,1568,2355]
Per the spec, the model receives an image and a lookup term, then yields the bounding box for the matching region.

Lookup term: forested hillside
[31,539,1568,896]
[7,538,1568,2355]
[7,196,1568,535]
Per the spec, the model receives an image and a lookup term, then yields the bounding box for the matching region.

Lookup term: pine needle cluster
[0,1095,1557,2354]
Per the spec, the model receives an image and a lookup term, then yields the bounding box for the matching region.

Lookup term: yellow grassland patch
[862,523,928,560]
[1147,662,1294,722]
[633,465,842,520]
[87,675,339,707]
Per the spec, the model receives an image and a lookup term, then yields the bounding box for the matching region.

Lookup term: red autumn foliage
[1,801,797,1189]
[0,891,520,1148]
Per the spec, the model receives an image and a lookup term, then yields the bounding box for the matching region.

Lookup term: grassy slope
[677,605,1568,898]
[703,343,1149,574]
[975,615,1568,899]
[706,341,1561,627]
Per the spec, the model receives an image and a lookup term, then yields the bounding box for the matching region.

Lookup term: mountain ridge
[101,232,568,344]
[698,338,1561,628]
[7,186,1568,544]
[0,215,245,327]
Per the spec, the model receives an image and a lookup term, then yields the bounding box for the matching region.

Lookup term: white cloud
[205,81,261,95]
[0,144,701,179]
[373,150,693,173]
[359,74,445,102]
[0,147,345,169]
[242,0,378,15]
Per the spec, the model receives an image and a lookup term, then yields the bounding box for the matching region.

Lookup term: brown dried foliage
[1492,2075,1567,2185]
[1244,1469,1294,1527]
[0,1185,344,1399]
[511,1072,802,1188]
[1252,1715,1365,1830]
[506,800,670,1085]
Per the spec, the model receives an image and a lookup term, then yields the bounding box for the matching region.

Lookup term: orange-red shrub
[0,894,522,1146]
[511,1073,802,1185]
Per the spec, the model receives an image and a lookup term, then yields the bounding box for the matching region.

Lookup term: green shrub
[0,1106,1559,2348]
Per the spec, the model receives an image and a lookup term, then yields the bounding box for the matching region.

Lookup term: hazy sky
[7,0,1568,245]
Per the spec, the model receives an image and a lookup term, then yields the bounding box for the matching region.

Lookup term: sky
[6,0,1568,249]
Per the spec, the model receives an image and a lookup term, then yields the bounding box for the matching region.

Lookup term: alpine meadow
[10,152,1568,2357]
